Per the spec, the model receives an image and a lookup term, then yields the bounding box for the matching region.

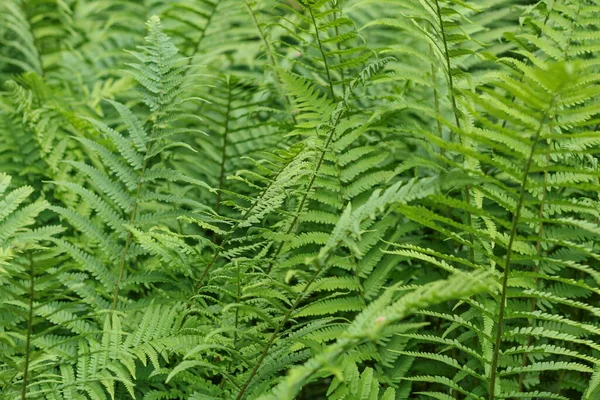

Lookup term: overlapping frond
[380,2,600,398]
[0,173,67,398]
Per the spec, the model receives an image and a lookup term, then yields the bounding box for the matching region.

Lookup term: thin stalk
[235,260,241,348]
[430,45,443,149]
[494,21,555,391]
[488,102,554,400]
[263,3,342,275]
[215,78,233,216]
[237,207,378,397]
[21,255,35,400]
[235,109,355,396]
[334,11,346,96]
[307,5,336,100]
[186,1,219,66]
[517,149,549,392]
[433,0,459,131]
[432,0,474,262]
[264,110,343,275]
[236,252,334,400]
[194,156,297,291]
[112,117,161,309]
[112,38,191,307]
[111,160,148,310]
[242,0,298,124]
[222,260,242,388]
[557,369,567,396]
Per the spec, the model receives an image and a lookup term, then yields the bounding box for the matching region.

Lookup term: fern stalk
[214,78,233,217]
[334,10,347,96]
[262,3,345,274]
[187,1,220,63]
[430,45,444,151]
[111,164,147,310]
[518,150,550,392]
[488,101,555,400]
[562,1,582,61]
[242,0,278,70]
[432,0,475,263]
[21,255,35,399]
[433,0,459,130]
[221,259,243,390]
[264,109,343,275]
[307,4,336,100]
[194,155,297,290]
[236,253,334,399]
[112,117,160,309]
[242,0,298,124]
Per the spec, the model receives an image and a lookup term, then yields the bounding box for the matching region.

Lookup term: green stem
[488,102,553,400]
[265,109,343,275]
[194,156,296,291]
[215,78,232,216]
[236,119,370,395]
[307,5,336,100]
[432,0,475,262]
[21,255,35,400]
[186,1,219,65]
[334,11,346,96]
[112,117,161,309]
[236,253,333,400]
[517,149,549,392]
[243,0,298,124]
[111,161,147,310]
[430,45,443,148]
[433,0,459,130]
[222,260,242,388]
[263,3,343,275]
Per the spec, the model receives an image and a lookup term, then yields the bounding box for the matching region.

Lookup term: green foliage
[1,1,599,399]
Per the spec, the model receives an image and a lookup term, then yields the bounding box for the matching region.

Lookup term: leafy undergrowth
[1,1,599,399]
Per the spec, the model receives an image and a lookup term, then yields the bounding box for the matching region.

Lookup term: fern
[0,173,64,398]
[1,1,600,399]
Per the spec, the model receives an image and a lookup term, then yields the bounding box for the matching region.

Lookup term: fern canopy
[1,1,599,399]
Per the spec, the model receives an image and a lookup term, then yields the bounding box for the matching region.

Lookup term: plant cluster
[1,0,599,399]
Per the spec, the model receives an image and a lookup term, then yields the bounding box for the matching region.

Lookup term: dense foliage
[1,0,599,399]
